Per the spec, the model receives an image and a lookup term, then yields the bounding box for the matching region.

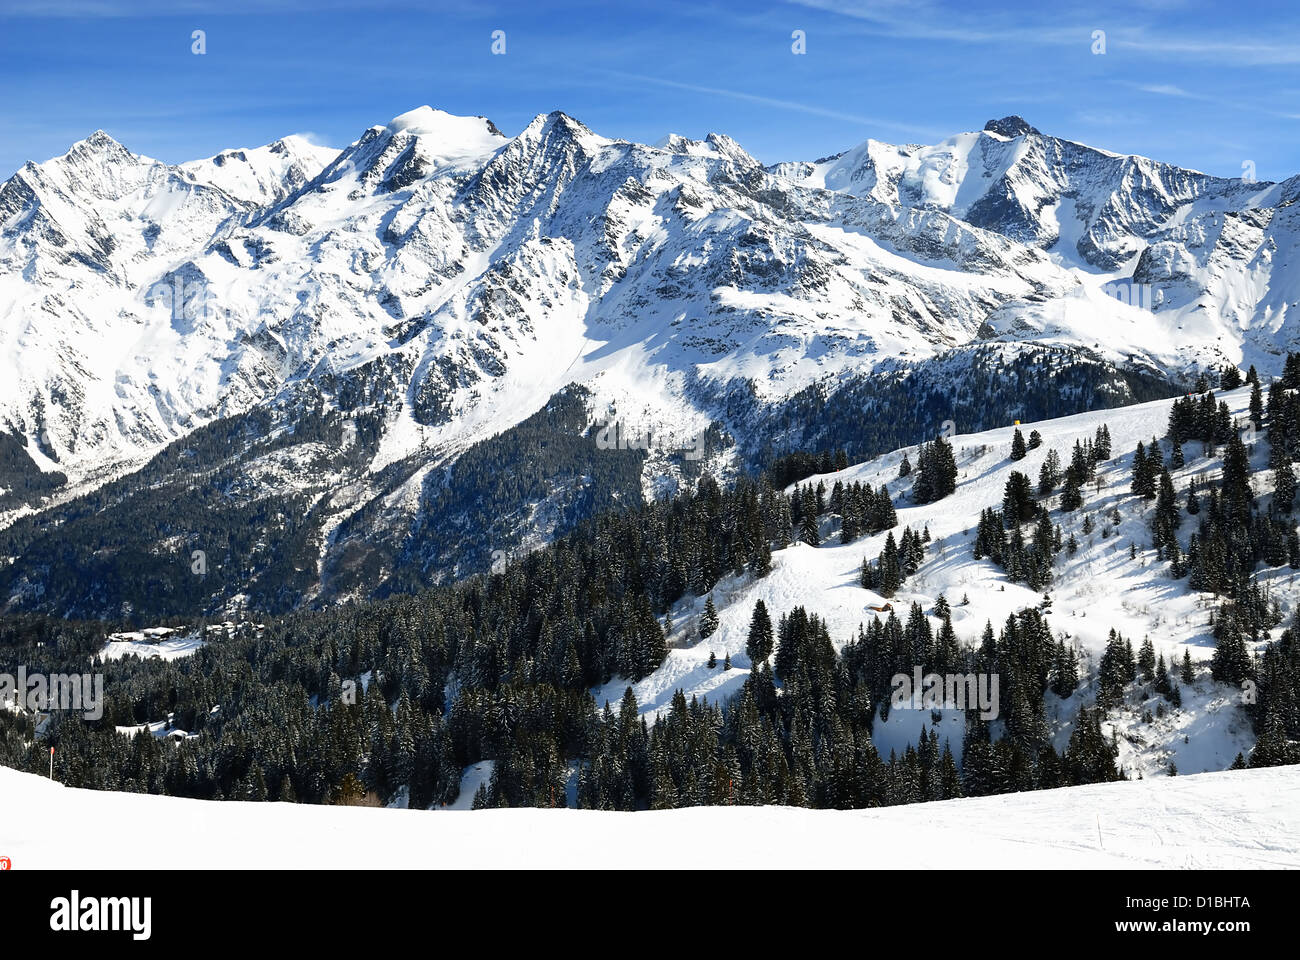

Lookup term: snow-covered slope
[601,386,1293,779]
[1,762,1295,868]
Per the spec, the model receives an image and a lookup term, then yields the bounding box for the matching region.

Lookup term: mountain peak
[654,131,756,166]
[65,129,130,157]
[384,106,505,142]
[522,110,590,135]
[267,135,317,155]
[983,116,1038,139]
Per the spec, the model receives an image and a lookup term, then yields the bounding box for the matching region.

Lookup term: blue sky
[1,0,1297,181]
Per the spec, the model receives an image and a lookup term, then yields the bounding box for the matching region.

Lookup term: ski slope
[595,386,1293,778]
[1,763,1294,868]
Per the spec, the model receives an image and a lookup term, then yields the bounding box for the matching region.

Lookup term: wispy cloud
[784,0,1089,46]
[1139,84,1193,98]
[595,69,946,141]
[1112,33,1300,66]
[1134,81,1300,121]
[786,0,1300,66]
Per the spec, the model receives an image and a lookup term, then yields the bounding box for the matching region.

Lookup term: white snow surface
[1,763,1295,868]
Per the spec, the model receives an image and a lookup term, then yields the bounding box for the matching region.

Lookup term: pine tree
[1147,436,1164,473]
[1060,473,1083,512]
[1098,630,1132,707]
[1010,428,1027,461]
[1138,637,1156,681]
[746,599,774,665]
[1003,471,1035,526]
[938,742,963,800]
[1052,638,1079,696]
[1285,351,1300,389]
[1153,468,1179,553]
[1130,442,1155,499]
[699,596,719,639]
[913,436,958,503]
[799,508,819,546]
[1095,424,1112,461]
[840,508,858,544]
[878,533,903,598]
[1274,460,1296,513]
[1210,612,1252,686]
[1221,434,1255,522]
[875,484,898,529]
[859,555,876,590]
[1038,448,1062,496]
[1154,654,1171,695]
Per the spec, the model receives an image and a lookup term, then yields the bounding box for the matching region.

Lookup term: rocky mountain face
[1,108,1295,617]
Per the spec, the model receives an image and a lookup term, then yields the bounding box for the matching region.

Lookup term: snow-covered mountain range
[3,108,1298,613]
